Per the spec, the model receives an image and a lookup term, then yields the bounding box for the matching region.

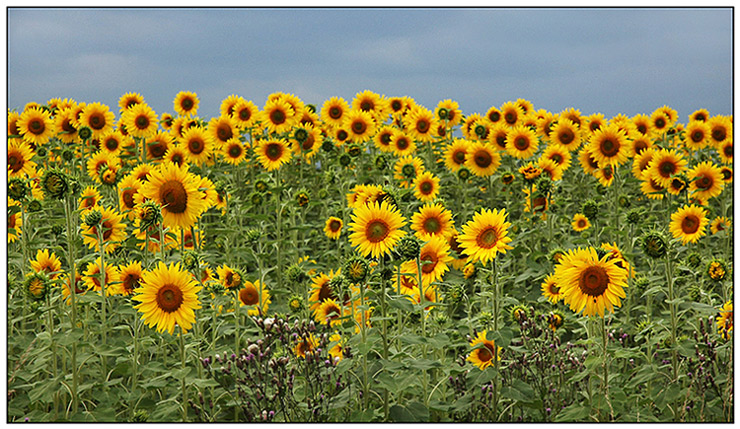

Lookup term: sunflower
[584,113,606,136]
[118,92,144,112]
[220,137,246,165]
[83,257,120,294]
[132,262,201,334]
[115,261,144,296]
[630,135,653,157]
[134,221,178,253]
[467,330,502,370]
[413,171,440,202]
[669,204,709,245]
[30,249,62,280]
[640,177,665,200]
[555,247,628,318]
[400,235,452,284]
[7,200,22,244]
[262,97,296,135]
[81,206,127,254]
[631,147,656,180]
[594,165,615,187]
[239,280,270,316]
[320,96,350,129]
[226,98,258,129]
[572,213,591,232]
[688,161,725,201]
[485,123,507,151]
[465,142,501,178]
[122,103,158,138]
[139,161,208,230]
[52,108,79,143]
[173,91,199,117]
[99,130,125,155]
[411,202,455,241]
[17,107,54,146]
[86,150,121,184]
[7,140,38,179]
[436,99,462,126]
[207,115,236,148]
[342,109,377,143]
[504,125,538,159]
[78,185,102,212]
[175,126,212,165]
[390,129,417,157]
[324,216,343,240]
[443,138,469,173]
[61,271,86,304]
[538,157,564,181]
[601,242,633,276]
[688,108,710,123]
[293,124,322,160]
[720,166,733,183]
[683,121,711,151]
[293,333,320,359]
[404,106,437,143]
[649,110,671,135]
[314,298,346,327]
[710,216,731,235]
[219,94,242,118]
[646,149,688,188]
[519,162,542,181]
[164,144,189,168]
[559,107,583,129]
[718,139,733,165]
[458,208,513,264]
[352,90,388,121]
[216,264,243,291]
[588,124,629,167]
[345,184,384,208]
[500,101,523,126]
[717,301,733,340]
[541,144,572,170]
[255,138,292,171]
[372,125,395,153]
[393,156,425,188]
[541,273,563,303]
[77,102,115,139]
[348,200,407,259]
[550,119,582,151]
[145,131,174,162]
[309,269,342,311]
[666,176,687,196]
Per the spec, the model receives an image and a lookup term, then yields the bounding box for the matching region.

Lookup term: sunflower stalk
[63,195,80,415]
[601,316,614,421]
[416,256,429,407]
[665,248,679,382]
[180,327,188,422]
[46,293,59,420]
[96,226,109,382]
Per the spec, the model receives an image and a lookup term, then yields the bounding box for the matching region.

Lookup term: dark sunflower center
[578,266,609,297]
[239,108,251,120]
[136,115,149,129]
[453,150,466,164]
[181,98,194,110]
[549,283,560,294]
[360,100,373,111]
[171,153,184,165]
[352,120,367,135]
[89,113,105,129]
[423,217,441,233]
[391,100,402,111]
[318,280,334,301]
[495,135,507,149]
[504,112,516,124]
[122,273,140,294]
[551,154,563,164]
[229,144,242,158]
[420,252,438,274]
[239,286,259,306]
[329,107,342,119]
[188,138,204,155]
[397,137,409,150]
[601,138,619,156]
[160,179,188,213]
[691,131,704,143]
[156,284,183,313]
[474,150,492,168]
[420,181,433,195]
[681,215,700,234]
[723,144,733,157]
[590,122,601,132]
[266,143,283,161]
[270,109,286,125]
[337,130,348,141]
[696,175,712,189]
[105,137,119,151]
[416,119,430,133]
[558,130,574,145]
[149,141,167,158]
[634,140,648,153]
[217,124,232,142]
[637,124,647,134]
[122,189,136,209]
[366,220,390,243]
[514,137,529,151]
[8,215,16,228]
[329,220,341,232]
[489,111,500,122]
[659,161,676,176]
[650,179,664,191]
[380,132,392,145]
[29,119,44,134]
[480,343,495,362]
[476,227,498,249]
[8,154,21,172]
[578,219,586,228]
[655,118,666,129]
[9,121,20,135]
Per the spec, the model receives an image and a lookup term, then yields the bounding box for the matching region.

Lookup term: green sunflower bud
[8,178,29,202]
[395,235,421,260]
[41,169,70,200]
[641,230,667,259]
[343,256,369,284]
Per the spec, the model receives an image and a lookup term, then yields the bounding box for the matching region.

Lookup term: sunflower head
[582,200,599,221]
[510,304,530,323]
[41,169,71,200]
[640,230,668,259]
[24,271,50,301]
[343,256,369,284]
[706,259,728,282]
[395,235,422,260]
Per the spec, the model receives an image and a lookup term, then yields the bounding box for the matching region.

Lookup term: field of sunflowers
[6,90,733,422]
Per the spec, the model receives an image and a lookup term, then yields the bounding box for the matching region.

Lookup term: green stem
[180,327,188,422]
[46,293,59,419]
[97,227,108,382]
[63,195,79,415]
[665,250,678,382]
[416,256,429,406]
[601,316,613,421]
[379,257,389,420]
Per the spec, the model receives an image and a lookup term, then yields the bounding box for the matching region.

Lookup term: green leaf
[406,401,429,421]
[554,402,590,422]
[389,404,415,422]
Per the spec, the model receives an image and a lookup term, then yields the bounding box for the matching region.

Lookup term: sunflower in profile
[215,264,243,291]
[465,142,501,177]
[7,199,22,244]
[348,200,407,258]
[343,109,377,143]
[255,138,292,171]
[173,91,199,117]
[411,202,455,241]
[550,119,582,151]
[710,216,731,235]
[646,148,687,188]
[177,126,213,165]
[588,124,629,167]
[7,140,38,179]
[139,161,208,230]
[320,96,350,129]
[467,330,502,370]
[122,103,158,138]
[78,185,102,212]
[688,161,724,202]
[81,206,128,253]
[262,97,296,135]
[572,213,591,232]
[146,131,174,162]
[83,257,120,294]
[393,156,425,188]
[717,301,733,340]
[541,144,572,171]
[486,123,508,151]
[405,106,437,143]
[324,216,343,240]
[630,147,656,180]
[314,298,346,327]
[390,129,417,157]
[132,262,201,334]
[17,107,54,146]
[555,247,628,318]
[443,138,469,172]
[541,273,563,303]
[505,125,538,159]
[459,208,513,264]
[413,171,440,202]
[78,102,115,139]
[400,235,453,284]
[219,94,242,117]
[669,204,709,245]
[30,249,62,280]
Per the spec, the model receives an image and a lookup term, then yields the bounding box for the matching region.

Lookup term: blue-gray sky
[8,7,733,122]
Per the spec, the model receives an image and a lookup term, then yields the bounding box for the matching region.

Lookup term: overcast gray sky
[7,7,733,122]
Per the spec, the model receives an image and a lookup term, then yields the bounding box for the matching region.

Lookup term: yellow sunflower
[78,185,102,213]
[348,200,407,258]
[587,124,629,167]
[717,139,733,165]
[292,124,322,160]
[30,249,62,280]
[99,130,126,155]
[173,91,199,117]
[255,138,292,171]
[710,216,731,235]
[413,171,440,202]
[122,103,158,138]
[538,157,564,181]
[465,142,501,177]
[458,208,513,264]
[164,144,189,168]
[393,156,426,188]
[373,125,395,153]
[7,140,38,179]
[132,262,202,334]
[404,106,437,143]
[505,125,538,159]
[53,107,79,143]
[646,149,688,188]
[80,206,128,254]
[436,99,463,126]
[309,269,342,311]
[230,98,259,129]
[145,131,174,162]
[467,330,502,370]
[411,202,455,241]
[262,97,297,134]
[179,126,214,165]
[550,119,582,151]
[669,204,709,245]
[239,280,270,316]
[688,161,725,201]
[443,138,470,173]
[115,261,144,296]
[221,137,246,165]
[324,216,343,240]
[118,174,143,219]
[343,109,377,143]
[541,273,563,303]
[78,102,115,139]
[83,257,120,294]
[139,161,208,230]
[390,129,417,157]
[555,247,628,318]
[314,298,346,327]
[118,92,144,112]
[320,96,350,129]
[207,115,236,147]
[17,107,54,146]
[572,213,591,232]
[683,120,711,151]
[8,199,22,244]
[216,264,243,291]
[400,235,453,285]
[717,301,733,340]
[293,333,320,359]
